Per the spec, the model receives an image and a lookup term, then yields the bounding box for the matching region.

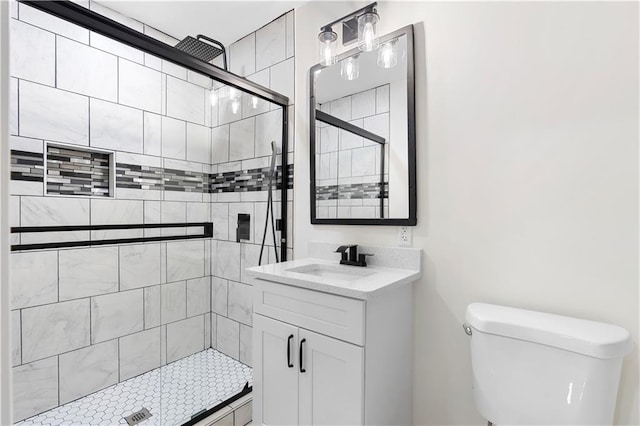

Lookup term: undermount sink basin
[285,263,375,282]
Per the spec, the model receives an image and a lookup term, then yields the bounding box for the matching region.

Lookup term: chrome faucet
[335,244,373,267]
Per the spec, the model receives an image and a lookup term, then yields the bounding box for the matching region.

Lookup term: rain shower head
[175,35,227,70]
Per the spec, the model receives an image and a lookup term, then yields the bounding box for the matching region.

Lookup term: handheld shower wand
[258,141,280,266]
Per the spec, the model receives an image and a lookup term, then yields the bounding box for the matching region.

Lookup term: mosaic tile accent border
[11,153,294,195]
[16,348,252,426]
[316,181,389,200]
[10,150,44,182]
[46,145,111,197]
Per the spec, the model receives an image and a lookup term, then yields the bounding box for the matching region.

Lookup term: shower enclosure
[8,1,290,424]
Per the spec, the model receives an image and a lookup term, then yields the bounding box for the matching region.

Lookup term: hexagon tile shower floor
[16,349,252,425]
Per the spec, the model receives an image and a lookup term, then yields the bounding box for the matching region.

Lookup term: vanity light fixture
[377,39,397,69]
[249,95,259,109]
[318,26,338,66]
[317,2,379,65]
[340,55,360,81]
[228,87,241,114]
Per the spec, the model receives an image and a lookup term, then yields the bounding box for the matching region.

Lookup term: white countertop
[245,257,421,300]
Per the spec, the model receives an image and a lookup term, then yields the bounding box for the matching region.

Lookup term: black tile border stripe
[10,222,213,251]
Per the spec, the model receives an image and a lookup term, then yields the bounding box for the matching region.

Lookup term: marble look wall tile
[19,3,89,43]
[351,146,376,177]
[363,112,390,142]
[10,78,18,136]
[12,310,21,366]
[91,290,143,343]
[228,280,253,326]
[161,201,186,237]
[211,277,228,317]
[12,356,58,422]
[319,125,339,154]
[144,285,161,329]
[229,34,255,77]
[90,98,143,153]
[286,10,295,58]
[120,244,162,290]
[166,76,205,125]
[240,243,262,285]
[255,109,282,158]
[162,60,187,80]
[187,71,213,89]
[229,118,255,161]
[59,247,119,301]
[269,58,294,105]
[330,97,351,122]
[166,240,205,282]
[256,15,286,71]
[211,125,230,164]
[204,313,211,348]
[218,89,243,125]
[161,281,186,324]
[119,327,161,380]
[160,324,167,366]
[11,250,57,309]
[58,339,118,404]
[57,37,118,102]
[90,199,143,236]
[210,314,217,350]
[187,277,210,317]
[90,32,143,64]
[340,126,363,150]
[162,115,186,160]
[339,149,352,179]
[167,316,204,363]
[119,58,162,114]
[143,113,162,157]
[19,81,89,146]
[21,196,89,227]
[10,19,55,86]
[215,241,241,282]
[239,324,252,367]
[186,202,210,223]
[376,85,390,113]
[160,243,167,284]
[351,89,376,120]
[186,122,211,163]
[216,316,239,360]
[212,203,229,240]
[22,299,90,363]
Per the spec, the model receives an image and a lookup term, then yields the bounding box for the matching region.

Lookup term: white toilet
[464,303,633,425]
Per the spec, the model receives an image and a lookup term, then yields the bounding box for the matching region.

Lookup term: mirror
[309,25,416,225]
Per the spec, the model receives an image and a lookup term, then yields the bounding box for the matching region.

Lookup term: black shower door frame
[21,0,290,262]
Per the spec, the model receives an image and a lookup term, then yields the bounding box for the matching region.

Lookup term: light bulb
[231,98,240,114]
[250,96,259,109]
[357,11,379,52]
[318,27,337,66]
[340,56,360,81]
[377,40,398,69]
[209,90,218,106]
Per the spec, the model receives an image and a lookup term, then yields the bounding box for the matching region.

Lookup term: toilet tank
[465,303,633,425]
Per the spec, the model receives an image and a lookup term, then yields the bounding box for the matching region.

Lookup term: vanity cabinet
[252,277,413,426]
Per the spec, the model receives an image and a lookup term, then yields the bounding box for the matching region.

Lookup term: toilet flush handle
[463,323,472,336]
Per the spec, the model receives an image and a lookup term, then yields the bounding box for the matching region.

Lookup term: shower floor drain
[124,408,152,425]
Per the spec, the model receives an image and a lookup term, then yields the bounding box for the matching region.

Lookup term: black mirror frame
[309,24,416,226]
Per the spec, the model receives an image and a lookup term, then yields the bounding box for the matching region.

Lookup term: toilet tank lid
[466,303,633,359]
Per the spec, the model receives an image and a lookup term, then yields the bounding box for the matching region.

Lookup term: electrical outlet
[397,226,412,247]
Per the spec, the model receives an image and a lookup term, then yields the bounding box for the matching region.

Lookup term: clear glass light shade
[340,56,360,81]
[377,40,398,69]
[209,90,218,106]
[318,28,337,66]
[357,11,379,52]
[249,96,259,109]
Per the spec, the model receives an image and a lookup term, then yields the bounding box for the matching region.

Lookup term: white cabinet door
[253,314,299,425]
[298,329,365,425]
